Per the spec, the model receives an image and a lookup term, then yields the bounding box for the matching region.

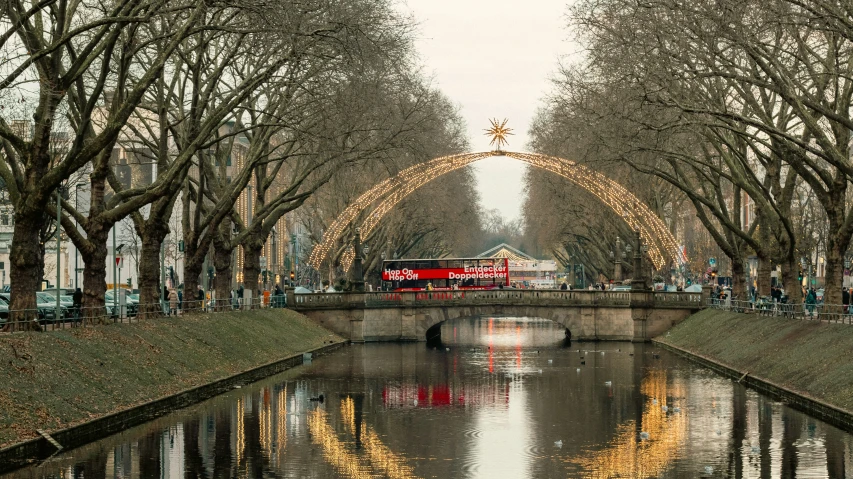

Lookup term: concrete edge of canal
[0,325,345,474]
[653,308,853,435]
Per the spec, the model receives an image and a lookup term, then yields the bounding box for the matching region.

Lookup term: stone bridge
[286,289,704,342]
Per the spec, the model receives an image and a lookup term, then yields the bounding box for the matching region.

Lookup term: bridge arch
[422,307,583,343]
[308,151,686,271]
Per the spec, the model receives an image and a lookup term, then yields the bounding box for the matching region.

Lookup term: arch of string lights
[308,151,687,272]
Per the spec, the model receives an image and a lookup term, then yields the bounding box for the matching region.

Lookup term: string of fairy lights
[308,152,491,269]
[308,121,687,273]
[336,152,492,271]
[504,152,686,269]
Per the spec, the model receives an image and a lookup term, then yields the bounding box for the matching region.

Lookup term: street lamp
[73,183,86,289]
[630,230,647,291]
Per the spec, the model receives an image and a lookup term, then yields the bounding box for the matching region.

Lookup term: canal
[5,317,853,478]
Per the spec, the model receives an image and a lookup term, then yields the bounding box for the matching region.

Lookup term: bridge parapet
[288,289,702,310]
[288,289,704,342]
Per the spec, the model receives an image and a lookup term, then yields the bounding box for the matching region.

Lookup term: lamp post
[350,228,365,292]
[73,183,86,289]
[160,240,166,312]
[112,224,117,313]
[55,186,62,320]
[630,230,647,291]
[612,236,624,282]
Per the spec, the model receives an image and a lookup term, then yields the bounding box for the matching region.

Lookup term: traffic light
[798,270,803,282]
[262,270,268,282]
[289,270,295,281]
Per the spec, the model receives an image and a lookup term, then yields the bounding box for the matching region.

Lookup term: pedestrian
[805,287,817,316]
[560,282,568,290]
[843,287,850,314]
[177,288,183,313]
[72,287,83,325]
[275,284,285,307]
[169,288,178,316]
[237,284,244,307]
[161,285,170,314]
[197,286,204,310]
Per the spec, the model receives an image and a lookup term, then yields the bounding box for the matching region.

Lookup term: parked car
[105,290,138,317]
[0,296,8,324]
[36,292,69,321]
[40,290,74,308]
[41,287,75,297]
[611,285,632,291]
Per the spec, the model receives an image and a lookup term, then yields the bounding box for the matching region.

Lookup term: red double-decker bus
[381,258,510,291]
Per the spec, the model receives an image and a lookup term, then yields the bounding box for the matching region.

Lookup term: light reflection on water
[4,316,853,478]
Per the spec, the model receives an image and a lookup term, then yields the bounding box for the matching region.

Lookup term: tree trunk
[756,255,772,297]
[183,244,204,312]
[818,176,850,306]
[213,225,233,311]
[138,226,167,319]
[782,256,802,304]
[82,224,109,323]
[183,230,204,301]
[824,233,845,305]
[242,230,264,294]
[5,211,45,331]
[730,255,747,301]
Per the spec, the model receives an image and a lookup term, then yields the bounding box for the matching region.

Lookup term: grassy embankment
[657,308,853,413]
[0,309,341,448]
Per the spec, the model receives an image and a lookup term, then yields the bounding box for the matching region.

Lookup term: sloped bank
[655,308,853,432]
[0,309,343,471]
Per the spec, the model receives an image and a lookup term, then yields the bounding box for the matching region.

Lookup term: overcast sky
[399,0,577,222]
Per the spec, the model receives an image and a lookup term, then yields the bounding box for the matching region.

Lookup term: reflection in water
[308,408,373,479]
[341,396,419,479]
[571,370,688,478]
[4,316,853,478]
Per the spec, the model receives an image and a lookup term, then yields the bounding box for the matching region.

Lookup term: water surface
[5,317,853,478]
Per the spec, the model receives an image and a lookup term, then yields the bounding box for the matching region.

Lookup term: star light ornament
[485,118,513,150]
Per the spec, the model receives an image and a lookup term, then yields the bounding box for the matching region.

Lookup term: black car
[0,293,47,321]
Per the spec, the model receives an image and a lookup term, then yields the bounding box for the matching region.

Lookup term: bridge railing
[365,289,635,307]
[289,289,703,309]
[709,298,853,324]
[653,291,704,307]
[290,291,365,309]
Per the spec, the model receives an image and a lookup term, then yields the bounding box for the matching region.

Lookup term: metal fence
[0,295,289,333]
[708,298,853,324]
